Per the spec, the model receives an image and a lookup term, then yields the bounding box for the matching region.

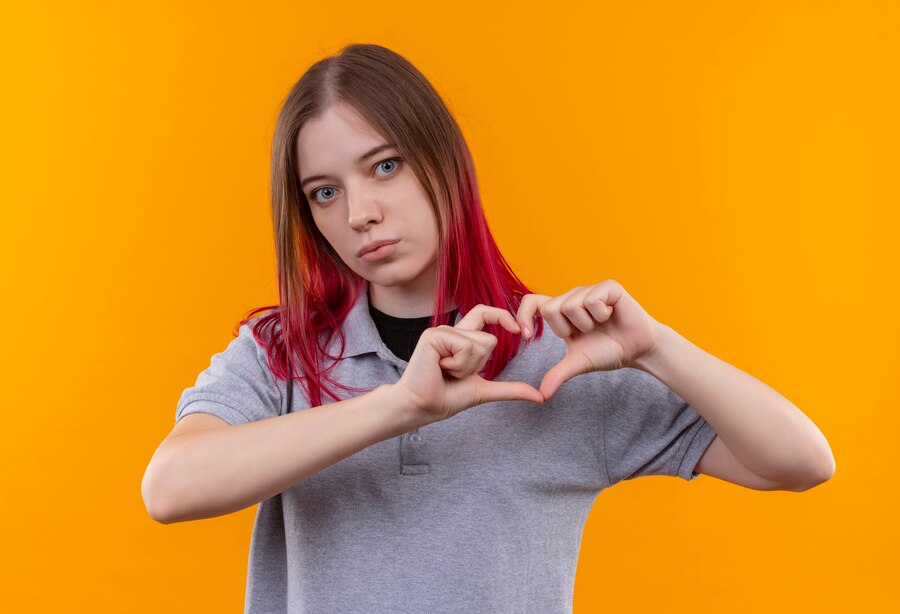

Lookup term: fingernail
[523,327,531,338]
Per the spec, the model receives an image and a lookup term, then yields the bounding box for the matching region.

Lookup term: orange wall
[2,1,896,611]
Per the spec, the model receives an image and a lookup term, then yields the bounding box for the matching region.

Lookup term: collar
[324,281,462,362]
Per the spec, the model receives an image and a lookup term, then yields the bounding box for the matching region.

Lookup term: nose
[346,184,383,231]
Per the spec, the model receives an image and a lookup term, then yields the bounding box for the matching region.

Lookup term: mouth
[358,239,400,257]
[358,240,400,262]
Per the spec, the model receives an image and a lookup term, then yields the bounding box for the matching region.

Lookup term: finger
[429,326,497,350]
[473,343,492,374]
[560,287,598,333]
[433,328,496,377]
[538,354,591,399]
[446,326,499,348]
[539,295,576,339]
[473,378,545,405]
[585,280,624,310]
[438,355,470,379]
[438,344,486,378]
[421,327,478,364]
[582,294,614,323]
[539,366,566,400]
[455,304,522,335]
[515,294,552,339]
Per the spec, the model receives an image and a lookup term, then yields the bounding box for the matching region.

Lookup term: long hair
[239,43,545,408]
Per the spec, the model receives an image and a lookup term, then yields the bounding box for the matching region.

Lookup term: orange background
[2,1,897,612]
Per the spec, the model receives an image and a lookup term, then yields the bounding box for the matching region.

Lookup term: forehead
[295,102,385,171]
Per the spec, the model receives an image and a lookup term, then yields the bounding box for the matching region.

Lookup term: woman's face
[295,101,442,314]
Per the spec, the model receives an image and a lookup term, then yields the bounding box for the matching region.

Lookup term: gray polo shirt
[175,286,717,613]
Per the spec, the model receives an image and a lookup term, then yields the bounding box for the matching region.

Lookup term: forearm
[634,324,835,484]
[150,384,423,523]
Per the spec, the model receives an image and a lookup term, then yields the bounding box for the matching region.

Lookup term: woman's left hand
[515,279,665,400]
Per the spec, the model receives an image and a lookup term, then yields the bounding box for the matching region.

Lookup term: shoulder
[229,316,285,386]
[235,311,281,351]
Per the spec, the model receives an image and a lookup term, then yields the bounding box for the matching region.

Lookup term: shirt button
[409,434,421,443]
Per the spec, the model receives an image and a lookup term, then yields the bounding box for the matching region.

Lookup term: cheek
[313,230,344,261]
[310,214,340,248]
[408,207,439,248]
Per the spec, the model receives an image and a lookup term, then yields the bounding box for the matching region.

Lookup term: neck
[367,283,455,318]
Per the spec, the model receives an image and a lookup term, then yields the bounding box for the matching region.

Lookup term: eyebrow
[299,143,396,190]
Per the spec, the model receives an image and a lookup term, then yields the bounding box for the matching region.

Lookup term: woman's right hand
[392,304,545,425]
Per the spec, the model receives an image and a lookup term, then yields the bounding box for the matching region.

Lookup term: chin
[367,264,432,288]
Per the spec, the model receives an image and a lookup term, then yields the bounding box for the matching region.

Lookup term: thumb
[539,355,587,400]
[474,380,545,405]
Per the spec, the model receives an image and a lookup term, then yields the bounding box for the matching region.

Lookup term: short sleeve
[175,323,283,426]
[600,368,717,488]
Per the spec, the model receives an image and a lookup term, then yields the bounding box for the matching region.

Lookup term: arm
[142,384,422,524]
[634,324,836,491]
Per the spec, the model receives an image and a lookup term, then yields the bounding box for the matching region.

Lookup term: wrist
[381,383,434,430]
[632,323,676,375]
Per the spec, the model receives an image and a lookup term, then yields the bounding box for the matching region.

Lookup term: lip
[359,240,399,262]
[357,239,400,258]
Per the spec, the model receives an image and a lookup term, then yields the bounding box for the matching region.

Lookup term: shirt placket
[377,349,431,476]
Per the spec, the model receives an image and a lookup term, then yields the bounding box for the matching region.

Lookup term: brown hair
[241,43,543,407]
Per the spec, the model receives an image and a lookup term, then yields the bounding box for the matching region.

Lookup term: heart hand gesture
[393,305,544,425]
[515,279,664,399]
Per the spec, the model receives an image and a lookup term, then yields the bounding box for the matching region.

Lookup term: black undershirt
[368,303,459,362]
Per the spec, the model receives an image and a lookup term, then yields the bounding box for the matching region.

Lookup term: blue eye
[375,158,401,176]
[310,186,336,204]
[308,158,401,205]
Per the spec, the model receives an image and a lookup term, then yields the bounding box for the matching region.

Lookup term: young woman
[142,43,835,613]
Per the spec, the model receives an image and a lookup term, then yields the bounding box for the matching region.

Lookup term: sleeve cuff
[673,418,718,481]
[175,394,252,426]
